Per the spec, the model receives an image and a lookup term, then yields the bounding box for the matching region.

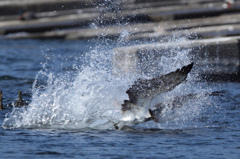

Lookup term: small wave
[0,75,20,80]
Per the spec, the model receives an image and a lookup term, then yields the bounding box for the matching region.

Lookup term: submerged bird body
[121,63,194,124]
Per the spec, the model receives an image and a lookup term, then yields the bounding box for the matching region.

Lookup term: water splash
[2,37,214,130]
[2,19,215,130]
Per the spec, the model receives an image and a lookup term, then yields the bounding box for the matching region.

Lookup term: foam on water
[2,32,214,130]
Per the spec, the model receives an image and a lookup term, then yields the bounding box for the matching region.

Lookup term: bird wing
[122,63,193,111]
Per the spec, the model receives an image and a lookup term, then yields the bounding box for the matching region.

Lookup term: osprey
[120,63,194,125]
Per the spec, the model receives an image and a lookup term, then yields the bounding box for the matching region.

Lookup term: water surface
[0,39,240,158]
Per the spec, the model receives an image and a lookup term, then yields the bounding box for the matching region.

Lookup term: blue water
[0,39,240,158]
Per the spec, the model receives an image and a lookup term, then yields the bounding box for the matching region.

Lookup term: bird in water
[115,63,194,129]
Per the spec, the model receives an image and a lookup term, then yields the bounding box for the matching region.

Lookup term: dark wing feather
[126,63,193,103]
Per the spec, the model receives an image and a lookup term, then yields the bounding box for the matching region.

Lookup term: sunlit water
[0,38,240,158]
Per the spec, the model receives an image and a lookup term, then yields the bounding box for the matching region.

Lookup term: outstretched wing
[122,63,193,111]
